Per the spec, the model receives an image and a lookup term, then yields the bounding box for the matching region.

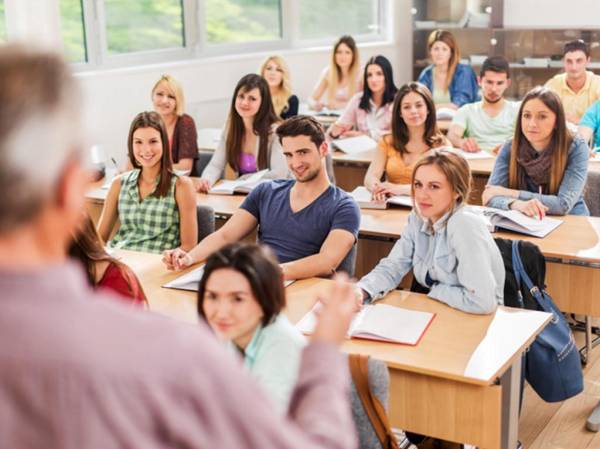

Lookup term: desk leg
[500,358,521,449]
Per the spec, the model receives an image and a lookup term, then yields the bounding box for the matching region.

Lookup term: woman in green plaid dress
[98,111,197,254]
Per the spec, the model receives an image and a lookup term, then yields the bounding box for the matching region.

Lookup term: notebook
[332,135,378,155]
[163,265,295,292]
[470,206,563,238]
[445,147,495,160]
[208,169,269,195]
[350,186,412,210]
[297,302,435,346]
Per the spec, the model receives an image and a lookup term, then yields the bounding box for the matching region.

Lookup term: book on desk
[331,135,378,155]
[350,186,412,210]
[470,206,563,238]
[208,169,269,195]
[297,301,435,345]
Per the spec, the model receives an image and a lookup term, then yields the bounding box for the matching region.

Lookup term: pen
[110,157,118,169]
[537,185,543,220]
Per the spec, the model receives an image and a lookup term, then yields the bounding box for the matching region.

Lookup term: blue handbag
[511,240,583,402]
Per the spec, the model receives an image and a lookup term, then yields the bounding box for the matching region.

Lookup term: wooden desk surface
[120,250,549,387]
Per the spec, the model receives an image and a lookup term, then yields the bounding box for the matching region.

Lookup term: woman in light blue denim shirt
[356,150,505,314]
[483,86,589,216]
[198,243,306,412]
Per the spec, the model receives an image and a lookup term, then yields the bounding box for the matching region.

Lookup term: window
[60,0,87,63]
[298,0,381,41]
[205,0,281,44]
[104,0,185,54]
[0,0,6,42]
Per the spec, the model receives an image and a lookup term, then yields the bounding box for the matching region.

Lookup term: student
[545,39,600,124]
[198,242,306,411]
[0,44,359,448]
[309,35,361,111]
[417,29,479,109]
[579,99,600,151]
[260,55,299,120]
[98,111,198,253]
[69,214,147,306]
[151,75,198,174]
[196,74,287,192]
[357,149,504,314]
[364,82,447,201]
[163,115,361,280]
[328,55,397,142]
[484,86,589,216]
[447,56,520,154]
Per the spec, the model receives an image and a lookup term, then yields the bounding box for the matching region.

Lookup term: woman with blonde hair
[309,35,361,111]
[260,55,298,120]
[484,86,589,216]
[151,74,199,174]
[356,149,504,314]
[417,30,479,109]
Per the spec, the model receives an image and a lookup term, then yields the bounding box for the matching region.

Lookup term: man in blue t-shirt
[163,115,360,280]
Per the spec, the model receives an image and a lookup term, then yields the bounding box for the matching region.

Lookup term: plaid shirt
[109,170,180,254]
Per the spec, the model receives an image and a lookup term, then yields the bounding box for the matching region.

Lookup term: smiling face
[235,87,262,119]
[413,163,457,223]
[521,98,557,150]
[430,41,452,67]
[400,91,428,128]
[335,43,354,69]
[281,134,325,183]
[263,59,284,89]
[202,268,264,350]
[152,81,177,118]
[366,63,386,95]
[132,126,163,169]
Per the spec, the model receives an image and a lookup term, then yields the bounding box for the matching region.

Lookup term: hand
[310,101,324,112]
[510,199,548,219]
[461,137,480,153]
[194,178,211,193]
[490,143,501,155]
[312,274,358,345]
[162,248,194,271]
[371,181,389,202]
[482,185,514,205]
[340,130,364,138]
[329,123,352,139]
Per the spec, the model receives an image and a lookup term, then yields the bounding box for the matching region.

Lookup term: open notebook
[208,169,269,195]
[469,206,563,238]
[332,135,377,155]
[350,186,412,210]
[297,302,435,346]
[163,265,294,292]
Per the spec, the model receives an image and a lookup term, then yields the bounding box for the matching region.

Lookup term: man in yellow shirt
[545,39,600,124]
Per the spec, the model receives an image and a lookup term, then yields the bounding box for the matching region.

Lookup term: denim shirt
[417,63,480,107]
[357,207,505,314]
[487,136,590,216]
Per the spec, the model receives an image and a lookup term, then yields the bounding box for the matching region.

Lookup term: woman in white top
[309,35,361,111]
[198,243,306,412]
[196,74,287,192]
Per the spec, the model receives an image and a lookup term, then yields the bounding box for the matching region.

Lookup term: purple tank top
[239,152,258,175]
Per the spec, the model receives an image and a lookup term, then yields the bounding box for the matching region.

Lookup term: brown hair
[427,30,460,91]
[127,111,174,198]
[276,115,326,149]
[327,35,360,106]
[68,214,147,302]
[226,74,278,173]
[390,82,445,157]
[509,86,571,194]
[411,149,471,212]
[197,243,285,327]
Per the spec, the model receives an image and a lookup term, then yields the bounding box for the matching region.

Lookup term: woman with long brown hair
[98,111,197,253]
[484,86,589,216]
[364,82,447,201]
[69,214,147,306]
[417,29,479,109]
[196,74,287,192]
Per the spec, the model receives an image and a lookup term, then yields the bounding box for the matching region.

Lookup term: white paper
[470,206,563,238]
[350,186,412,210]
[162,265,206,291]
[332,135,377,155]
[209,169,269,195]
[446,147,495,160]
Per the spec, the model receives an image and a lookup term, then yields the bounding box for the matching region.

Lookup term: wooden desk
[121,251,549,449]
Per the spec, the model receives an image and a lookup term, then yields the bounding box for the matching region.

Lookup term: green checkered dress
[108,170,181,254]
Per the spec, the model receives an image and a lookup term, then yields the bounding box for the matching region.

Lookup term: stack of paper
[469,206,563,238]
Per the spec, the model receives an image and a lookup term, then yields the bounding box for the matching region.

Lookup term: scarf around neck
[516,139,554,191]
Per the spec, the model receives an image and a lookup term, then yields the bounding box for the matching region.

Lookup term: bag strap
[349,354,398,449]
[511,240,553,314]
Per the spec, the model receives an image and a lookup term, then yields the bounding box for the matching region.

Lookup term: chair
[191,150,215,177]
[325,152,336,184]
[196,204,215,242]
[584,169,600,216]
[347,355,391,449]
[336,243,357,277]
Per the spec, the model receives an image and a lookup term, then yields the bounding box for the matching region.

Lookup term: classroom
[2,0,600,448]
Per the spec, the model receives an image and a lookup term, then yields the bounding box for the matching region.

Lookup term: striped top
[109,170,180,254]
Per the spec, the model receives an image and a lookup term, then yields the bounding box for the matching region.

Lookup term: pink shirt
[0,263,355,449]
[337,92,393,141]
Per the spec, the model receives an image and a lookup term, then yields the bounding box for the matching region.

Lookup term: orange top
[380,137,414,184]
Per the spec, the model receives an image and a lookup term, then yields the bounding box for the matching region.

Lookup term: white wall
[504,0,600,28]
[73,0,413,163]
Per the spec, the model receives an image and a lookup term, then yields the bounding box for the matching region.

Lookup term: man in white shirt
[447,56,519,154]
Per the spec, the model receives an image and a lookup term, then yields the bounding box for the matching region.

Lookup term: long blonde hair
[327,35,360,106]
[427,30,460,91]
[260,55,292,118]
[151,74,185,116]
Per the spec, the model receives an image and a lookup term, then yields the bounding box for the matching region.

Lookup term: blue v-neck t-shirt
[240,179,360,263]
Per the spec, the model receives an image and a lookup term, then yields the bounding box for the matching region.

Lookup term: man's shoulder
[545,73,565,89]
[251,179,294,198]
[328,185,358,208]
